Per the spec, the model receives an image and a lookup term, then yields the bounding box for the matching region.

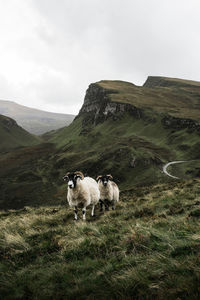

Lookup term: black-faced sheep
[63,171,100,220]
[96,174,119,211]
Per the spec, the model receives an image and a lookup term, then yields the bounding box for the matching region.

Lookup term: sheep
[63,171,100,220]
[96,174,119,211]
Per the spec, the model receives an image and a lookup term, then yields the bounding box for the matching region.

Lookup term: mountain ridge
[0,100,75,135]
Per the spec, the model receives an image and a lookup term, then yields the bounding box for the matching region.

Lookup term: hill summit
[78,77,200,123]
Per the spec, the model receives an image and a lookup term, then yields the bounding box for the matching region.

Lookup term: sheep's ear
[96,175,102,182]
[74,171,84,180]
[107,174,113,180]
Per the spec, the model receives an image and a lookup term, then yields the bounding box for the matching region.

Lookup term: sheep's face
[63,172,84,189]
[97,175,113,187]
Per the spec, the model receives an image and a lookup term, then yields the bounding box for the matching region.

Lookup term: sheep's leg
[99,199,103,212]
[82,207,86,220]
[105,199,109,211]
[91,204,95,217]
[111,200,115,210]
[74,206,78,220]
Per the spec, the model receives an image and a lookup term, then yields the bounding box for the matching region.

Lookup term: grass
[1,108,200,209]
[98,78,200,121]
[1,178,200,299]
[46,112,200,188]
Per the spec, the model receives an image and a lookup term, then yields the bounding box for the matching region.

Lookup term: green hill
[1,76,200,298]
[0,178,200,299]
[46,77,200,189]
[0,114,40,152]
[0,76,200,209]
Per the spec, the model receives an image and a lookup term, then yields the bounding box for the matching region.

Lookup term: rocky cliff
[78,81,143,126]
[162,115,200,133]
[77,78,200,134]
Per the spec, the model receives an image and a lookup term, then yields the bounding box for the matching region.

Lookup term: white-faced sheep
[63,171,100,220]
[96,174,119,211]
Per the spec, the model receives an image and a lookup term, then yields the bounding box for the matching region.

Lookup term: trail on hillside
[163,161,187,179]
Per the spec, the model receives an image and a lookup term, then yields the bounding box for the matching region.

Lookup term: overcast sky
[0,0,200,115]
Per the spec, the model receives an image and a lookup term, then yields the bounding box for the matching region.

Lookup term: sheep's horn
[74,171,84,180]
[96,175,102,181]
[107,174,113,180]
[63,172,70,180]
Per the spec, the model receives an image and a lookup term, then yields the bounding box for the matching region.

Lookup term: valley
[0,76,200,298]
[0,76,200,209]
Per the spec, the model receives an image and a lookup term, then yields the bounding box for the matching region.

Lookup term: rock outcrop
[78,83,143,126]
[162,115,200,133]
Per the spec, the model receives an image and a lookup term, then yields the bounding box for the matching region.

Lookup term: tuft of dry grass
[1,179,200,299]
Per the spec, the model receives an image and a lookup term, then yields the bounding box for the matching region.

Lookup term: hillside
[0,100,75,135]
[47,76,200,188]
[0,178,200,299]
[0,76,200,209]
[1,76,200,298]
[0,114,40,152]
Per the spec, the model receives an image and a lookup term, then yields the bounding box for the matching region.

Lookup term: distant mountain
[0,100,75,135]
[0,114,40,152]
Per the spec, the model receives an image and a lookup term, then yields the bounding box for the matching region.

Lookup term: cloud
[0,0,200,114]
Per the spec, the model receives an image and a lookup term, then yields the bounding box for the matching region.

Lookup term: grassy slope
[0,143,59,209]
[1,178,200,299]
[0,114,40,152]
[98,78,200,120]
[46,111,200,190]
[44,77,200,190]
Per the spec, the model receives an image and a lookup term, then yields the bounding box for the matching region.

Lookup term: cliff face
[162,115,200,133]
[78,82,143,126]
[77,78,200,134]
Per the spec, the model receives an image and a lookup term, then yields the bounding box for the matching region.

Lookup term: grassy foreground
[1,179,200,299]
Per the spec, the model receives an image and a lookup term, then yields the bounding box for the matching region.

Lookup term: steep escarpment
[77,78,200,134]
[47,78,200,192]
[78,81,143,126]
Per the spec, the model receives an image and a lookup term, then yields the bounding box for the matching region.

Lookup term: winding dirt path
[163,161,187,179]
